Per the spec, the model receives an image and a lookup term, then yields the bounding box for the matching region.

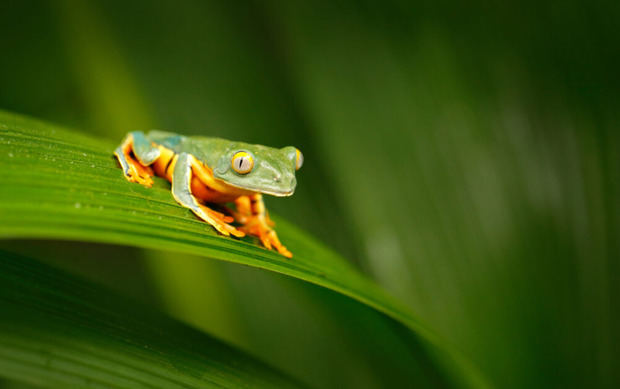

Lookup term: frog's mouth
[217,179,295,197]
[235,183,295,197]
[259,188,295,197]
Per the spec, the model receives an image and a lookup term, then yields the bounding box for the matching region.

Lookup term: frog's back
[146,131,230,168]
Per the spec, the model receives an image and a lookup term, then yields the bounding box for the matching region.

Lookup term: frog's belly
[151,145,251,203]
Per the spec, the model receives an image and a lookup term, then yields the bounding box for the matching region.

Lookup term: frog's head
[213,143,303,197]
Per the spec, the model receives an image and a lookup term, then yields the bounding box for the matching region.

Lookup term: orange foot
[197,204,245,238]
[116,137,154,187]
[126,160,154,187]
[240,217,292,258]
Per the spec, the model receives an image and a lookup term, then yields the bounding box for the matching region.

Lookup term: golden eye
[295,149,303,170]
[231,151,254,174]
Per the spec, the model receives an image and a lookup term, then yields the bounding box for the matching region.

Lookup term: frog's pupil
[238,158,243,168]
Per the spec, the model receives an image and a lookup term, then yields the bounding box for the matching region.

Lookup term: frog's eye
[231,151,254,174]
[295,148,303,170]
[282,146,302,170]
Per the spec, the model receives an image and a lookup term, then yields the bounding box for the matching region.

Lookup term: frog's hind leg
[114,131,160,187]
[171,153,245,238]
[235,194,292,258]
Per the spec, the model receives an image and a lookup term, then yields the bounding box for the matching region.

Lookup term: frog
[114,131,303,258]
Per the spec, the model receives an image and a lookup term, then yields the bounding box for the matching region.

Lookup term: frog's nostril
[273,175,281,182]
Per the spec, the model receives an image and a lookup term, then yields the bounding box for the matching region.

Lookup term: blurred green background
[0,0,618,388]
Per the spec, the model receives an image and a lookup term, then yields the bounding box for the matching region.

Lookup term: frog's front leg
[171,153,245,238]
[114,131,160,187]
[235,194,292,258]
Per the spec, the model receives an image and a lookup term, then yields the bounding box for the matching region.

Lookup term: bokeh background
[1,0,618,388]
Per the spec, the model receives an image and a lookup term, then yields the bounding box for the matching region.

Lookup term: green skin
[116,130,299,197]
[115,131,300,257]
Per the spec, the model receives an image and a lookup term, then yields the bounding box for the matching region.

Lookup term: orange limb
[186,155,245,238]
[114,134,154,187]
[234,194,292,258]
[197,203,244,237]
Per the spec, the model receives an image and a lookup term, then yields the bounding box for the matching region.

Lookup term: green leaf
[0,110,486,387]
[0,249,301,388]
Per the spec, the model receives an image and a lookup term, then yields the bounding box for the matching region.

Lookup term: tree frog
[114,131,303,258]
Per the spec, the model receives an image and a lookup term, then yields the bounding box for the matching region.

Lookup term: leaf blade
[0,110,487,388]
[0,250,302,389]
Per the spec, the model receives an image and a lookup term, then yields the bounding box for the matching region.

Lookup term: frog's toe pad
[197,204,245,238]
[211,222,246,238]
[241,223,292,258]
[126,165,154,187]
